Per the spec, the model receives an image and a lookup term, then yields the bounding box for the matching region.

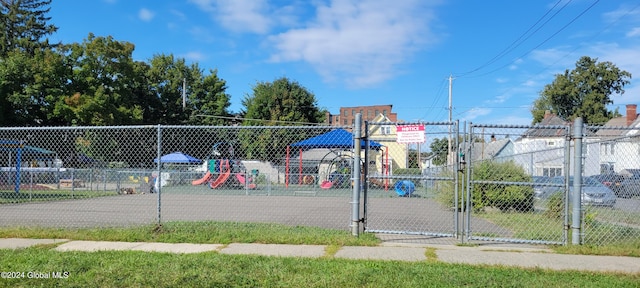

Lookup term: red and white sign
[396,124,426,144]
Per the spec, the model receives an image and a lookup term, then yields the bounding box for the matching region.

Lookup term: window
[367,110,372,118]
[359,109,363,116]
[383,110,387,116]
[352,109,355,116]
[343,119,347,125]
[540,167,562,177]
[375,110,379,116]
[343,110,347,116]
[601,142,615,155]
[547,141,555,147]
[380,126,391,135]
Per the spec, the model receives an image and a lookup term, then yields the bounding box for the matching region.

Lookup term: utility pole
[182,78,186,110]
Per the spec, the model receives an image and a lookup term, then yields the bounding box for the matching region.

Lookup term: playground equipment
[192,159,256,189]
[235,173,256,189]
[209,160,231,189]
[191,171,212,185]
[394,180,415,197]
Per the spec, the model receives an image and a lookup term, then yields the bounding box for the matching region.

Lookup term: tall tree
[0,48,67,126]
[531,56,631,125]
[241,77,325,125]
[0,0,57,57]
[146,54,232,125]
[54,34,144,126]
[240,77,325,163]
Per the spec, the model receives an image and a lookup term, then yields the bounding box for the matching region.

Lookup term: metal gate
[362,121,462,240]
[464,124,571,245]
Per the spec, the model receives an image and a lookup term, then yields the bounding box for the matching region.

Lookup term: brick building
[325,104,398,127]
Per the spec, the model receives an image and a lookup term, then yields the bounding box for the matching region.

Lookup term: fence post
[572,117,583,245]
[156,125,162,225]
[351,113,362,236]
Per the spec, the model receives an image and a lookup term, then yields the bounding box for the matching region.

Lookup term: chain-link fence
[463,123,640,246]
[0,125,377,230]
[1,122,638,246]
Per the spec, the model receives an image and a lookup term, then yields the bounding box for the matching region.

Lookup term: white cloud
[268,0,441,88]
[138,8,154,22]
[189,0,273,34]
[182,51,207,62]
[627,27,640,38]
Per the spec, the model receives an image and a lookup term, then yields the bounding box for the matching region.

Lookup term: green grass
[0,221,381,246]
[0,221,638,287]
[0,190,116,204]
[0,247,637,287]
[478,211,640,257]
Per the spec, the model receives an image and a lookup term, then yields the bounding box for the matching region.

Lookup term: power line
[465,0,601,79]
[456,0,569,77]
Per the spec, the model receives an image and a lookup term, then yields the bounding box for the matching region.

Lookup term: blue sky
[48,0,640,125]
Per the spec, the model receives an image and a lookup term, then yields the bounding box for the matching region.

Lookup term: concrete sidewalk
[0,238,638,274]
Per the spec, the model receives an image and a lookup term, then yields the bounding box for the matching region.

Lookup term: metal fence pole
[563,126,572,245]
[156,124,162,225]
[572,117,583,245]
[351,113,362,236]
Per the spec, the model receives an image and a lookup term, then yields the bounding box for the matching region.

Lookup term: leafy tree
[0,0,57,57]
[532,56,631,125]
[241,77,324,125]
[428,137,448,166]
[240,77,325,163]
[53,34,144,126]
[0,48,67,126]
[146,54,232,125]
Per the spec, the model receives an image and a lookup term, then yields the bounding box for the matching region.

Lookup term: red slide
[320,180,333,189]
[191,171,212,185]
[209,160,231,189]
[235,174,256,189]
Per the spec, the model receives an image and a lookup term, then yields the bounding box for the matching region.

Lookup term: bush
[543,192,564,219]
[472,160,534,212]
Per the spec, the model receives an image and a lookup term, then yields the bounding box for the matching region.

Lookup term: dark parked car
[592,173,625,197]
[618,176,640,198]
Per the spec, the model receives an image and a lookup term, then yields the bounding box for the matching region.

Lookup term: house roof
[521,112,570,138]
[595,114,640,137]
[464,138,512,161]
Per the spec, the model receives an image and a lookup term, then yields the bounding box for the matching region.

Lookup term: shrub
[543,192,564,219]
[472,160,534,212]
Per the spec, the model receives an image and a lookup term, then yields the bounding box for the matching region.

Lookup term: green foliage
[472,161,534,212]
[0,0,57,57]
[393,168,421,175]
[428,137,448,166]
[241,77,324,125]
[532,56,631,125]
[543,192,564,219]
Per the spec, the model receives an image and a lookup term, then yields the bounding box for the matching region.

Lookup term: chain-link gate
[465,124,571,245]
[362,121,462,240]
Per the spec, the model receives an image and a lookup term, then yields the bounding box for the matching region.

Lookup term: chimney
[544,110,551,118]
[626,104,637,126]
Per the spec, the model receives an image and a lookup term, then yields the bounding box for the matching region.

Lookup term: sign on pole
[396,124,426,144]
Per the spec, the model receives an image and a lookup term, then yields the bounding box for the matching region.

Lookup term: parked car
[617,176,640,198]
[591,173,625,197]
[531,176,555,200]
[535,176,617,207]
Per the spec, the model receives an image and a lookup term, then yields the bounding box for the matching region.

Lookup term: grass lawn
[1,247,638,288]
[0,222,638,287]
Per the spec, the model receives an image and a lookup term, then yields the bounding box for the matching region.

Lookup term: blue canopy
[290,129,383,150]
[154,152,202,164]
